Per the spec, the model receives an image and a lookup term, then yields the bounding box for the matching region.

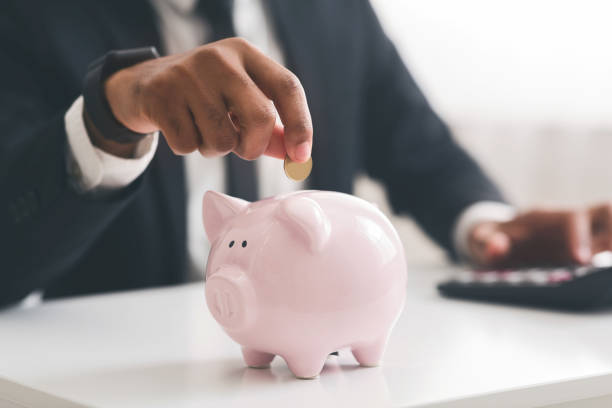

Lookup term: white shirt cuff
[64,96,159,192]
[453,201,516,262]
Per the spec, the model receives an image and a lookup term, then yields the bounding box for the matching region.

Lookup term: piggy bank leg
[284,353,327,379]
[352,337,387,367]
[242,347,275,368]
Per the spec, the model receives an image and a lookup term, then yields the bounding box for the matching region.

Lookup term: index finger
[241,44,313,162]
[567,210,591,264]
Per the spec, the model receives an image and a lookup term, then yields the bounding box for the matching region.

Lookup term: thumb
[470,223,512,266]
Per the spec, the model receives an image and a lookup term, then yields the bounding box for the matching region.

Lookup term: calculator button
[549,269,573,283]
[476,271,500,284]
[456,271,475,283]
[526,270,550,285]
[503,271,526,285]
[574,266,591,277]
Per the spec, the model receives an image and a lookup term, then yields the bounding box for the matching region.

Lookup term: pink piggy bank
[203,190,407,379]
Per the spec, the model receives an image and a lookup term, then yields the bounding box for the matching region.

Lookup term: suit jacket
[0,0,504,307]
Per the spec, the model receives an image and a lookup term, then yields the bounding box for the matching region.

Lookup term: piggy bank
[203,190,407,379]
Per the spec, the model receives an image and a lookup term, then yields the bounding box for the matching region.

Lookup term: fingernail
[487,232,511,257]
[294,142,311,162]
[577,246,591,263]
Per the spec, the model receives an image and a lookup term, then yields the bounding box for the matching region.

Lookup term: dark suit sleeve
[0,7,142,307]
[358,1,506,255]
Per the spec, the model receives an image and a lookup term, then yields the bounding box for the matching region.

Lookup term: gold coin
[283,155,313,181]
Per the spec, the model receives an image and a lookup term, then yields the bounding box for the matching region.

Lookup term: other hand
[468,203,612,268]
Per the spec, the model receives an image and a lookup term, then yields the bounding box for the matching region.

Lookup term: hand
[468,203,612,268]
[102,38,313,161]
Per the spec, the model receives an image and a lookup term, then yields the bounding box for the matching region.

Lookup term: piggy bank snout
[205,267,256,331]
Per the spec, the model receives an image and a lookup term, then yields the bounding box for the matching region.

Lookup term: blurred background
[357,0,612,266]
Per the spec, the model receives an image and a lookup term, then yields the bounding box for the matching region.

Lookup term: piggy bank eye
[229,240,235,248]
[242,240,247,248]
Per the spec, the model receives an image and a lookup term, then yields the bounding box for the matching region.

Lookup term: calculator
[437,252,612,310]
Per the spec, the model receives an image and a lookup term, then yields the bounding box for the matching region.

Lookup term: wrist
[82,47,160,145]
[83,107,139,158]
[467,221,508,265]
[453,201,516,262]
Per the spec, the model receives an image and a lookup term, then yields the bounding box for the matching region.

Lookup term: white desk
[2,267,612,408]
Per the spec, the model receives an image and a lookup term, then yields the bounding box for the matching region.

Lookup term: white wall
[358,0,612,266]
[371,0,612,125]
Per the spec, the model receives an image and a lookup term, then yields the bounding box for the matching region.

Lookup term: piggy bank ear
[202,191,249,242]
[278,196,331,253]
